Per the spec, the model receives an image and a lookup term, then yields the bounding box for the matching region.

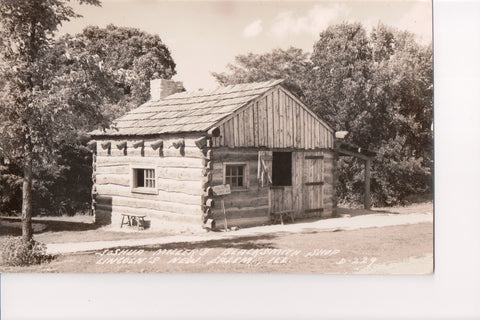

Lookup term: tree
[71,24,177,120]
[306,22,374,144]
[307,22,432,205]
[0,23,178,221]
[212,47,311,99]
[213,22,433,206]
[0,0,102,241]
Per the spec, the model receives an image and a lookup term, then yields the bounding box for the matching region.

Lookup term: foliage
[0,17,178,220]
[0,159,22,214]
[0,0,104,239]
[212,47,311,99]
[71,24,177,120]
[214,22,433,206]
[0,236,52,266]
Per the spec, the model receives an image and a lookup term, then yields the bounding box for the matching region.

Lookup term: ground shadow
[336,207,401,217]
[118,234,281,253]
[0,217,101,237]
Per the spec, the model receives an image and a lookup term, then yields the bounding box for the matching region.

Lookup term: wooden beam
[305,155,324,160]
[171,139,185,149]
[335,147,371,161]
[87,140,97,152]
[305,181,324,186]
[151,139,163,150]
[194,136,208,149]
[364,159,371,210]
[100,141,111,151]
[132,140,144,148]
[116,141,127,150]
[208,127,221,138]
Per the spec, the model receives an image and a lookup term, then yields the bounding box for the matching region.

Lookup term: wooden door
[303,152,324,216]
[268,151,294,214]
[270,186,293,213]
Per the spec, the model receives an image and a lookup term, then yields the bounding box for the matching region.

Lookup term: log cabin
[89,79,340,230]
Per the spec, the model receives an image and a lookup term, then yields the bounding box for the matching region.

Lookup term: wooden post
[364,159,371,210]
[222,199,228,232]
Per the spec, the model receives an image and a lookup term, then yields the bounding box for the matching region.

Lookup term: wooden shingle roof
[90,79,284,137]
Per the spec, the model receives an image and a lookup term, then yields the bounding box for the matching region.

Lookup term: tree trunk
[21,152,33,241]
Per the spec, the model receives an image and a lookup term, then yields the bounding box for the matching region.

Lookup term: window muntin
[133,168,156,188]
[225,164,246,188]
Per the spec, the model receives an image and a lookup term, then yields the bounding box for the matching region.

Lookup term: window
[225,164,246,188]
[133,168,156,188]
[272,152,292,186]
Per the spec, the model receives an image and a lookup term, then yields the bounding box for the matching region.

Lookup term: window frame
[223,162,249,191]
[131,166,158,195]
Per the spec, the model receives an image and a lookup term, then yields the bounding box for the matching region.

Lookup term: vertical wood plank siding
[213,87,334,149]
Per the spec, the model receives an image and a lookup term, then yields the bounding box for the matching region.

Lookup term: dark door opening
[272,152,292,186]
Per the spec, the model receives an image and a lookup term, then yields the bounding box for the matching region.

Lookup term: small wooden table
[120,213,146,230]
[270,210,295,225]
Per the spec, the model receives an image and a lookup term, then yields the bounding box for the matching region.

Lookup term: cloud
[242,19,263,38]
[270,4,350,38]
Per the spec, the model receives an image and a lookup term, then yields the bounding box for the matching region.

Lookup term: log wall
[208,148,336,229]
[208,148,270,228]
[93,135,205,229]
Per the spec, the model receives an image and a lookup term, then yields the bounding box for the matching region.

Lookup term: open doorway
[272,152,292,186]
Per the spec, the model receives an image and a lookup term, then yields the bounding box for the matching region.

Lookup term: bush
[0,237,52,266]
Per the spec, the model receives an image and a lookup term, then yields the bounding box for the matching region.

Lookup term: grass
[0,201,433,273]
[0,222,433,273]
[0,216,179,244]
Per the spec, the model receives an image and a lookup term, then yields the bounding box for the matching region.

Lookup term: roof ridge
[163,78,284,100]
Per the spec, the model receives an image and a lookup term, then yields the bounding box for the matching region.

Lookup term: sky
[59,0,432,91]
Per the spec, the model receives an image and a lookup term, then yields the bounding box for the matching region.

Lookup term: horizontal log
[214,216,270,229]
[98,203,201,218]
[202,167,212,177]
[203,149,212,159]
[87,140,97,151]
[96,156,203,168]
[163,146,203,158]
[205,198,214,208]
[212,205,269,218]
[95,195,203,215]
[216,193,269,208]
[305,181,324,186]
[95,165,129,175]
[304,208,324,214]
[208,127,220,137]
[116,141,127,150]
[205,161,213,170]
[194,136,208,149]
[100,208,200,225]
[305,155,324,160]
[157,167,203,181]
[132,140,144,148]
[212,152,258,162]
[157,178,203,196]
[150,139,163,150]
[204,187,213,197]
[171,139,185,149]
[95,185,202,205]
[94,209,112,225]
[96,174,130,187]
[213,147,259,155]
[202,172,212,185]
